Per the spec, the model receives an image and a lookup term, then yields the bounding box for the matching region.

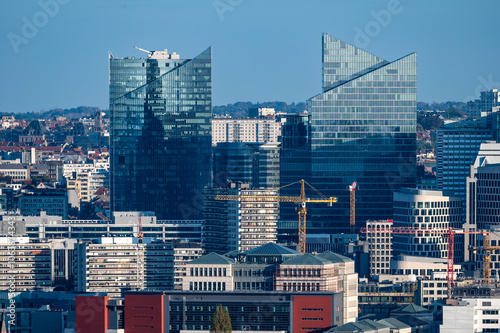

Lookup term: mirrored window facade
[110,48,212,220]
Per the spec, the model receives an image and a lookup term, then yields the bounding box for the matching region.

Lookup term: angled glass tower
[110,47,212,220]
[280,34,416,236]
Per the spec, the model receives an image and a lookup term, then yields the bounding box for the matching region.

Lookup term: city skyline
[0,0,499,113]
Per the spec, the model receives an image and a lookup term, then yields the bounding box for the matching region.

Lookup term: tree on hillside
[210,304,232,333]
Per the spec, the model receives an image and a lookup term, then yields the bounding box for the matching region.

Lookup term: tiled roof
[281,253,332,266]
[187,252,235,265]
[317,251,353,263]
[242,242,300,255]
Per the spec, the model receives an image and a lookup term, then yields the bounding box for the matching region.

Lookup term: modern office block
[213,141,280,189]
[466,141,500,230]
[441,298,500,333]
[393,188,463,262]
[436,127,493,200]
[110,47,212,220]
[281,34,417,235]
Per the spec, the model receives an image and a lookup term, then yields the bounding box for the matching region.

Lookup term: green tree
[210,304,232,333]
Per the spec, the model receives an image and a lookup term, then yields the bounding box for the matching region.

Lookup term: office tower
[211,117,280,146]
[466,89,500,119]
[109,47,211,220]
[213,142,280,188]
[281,34,417,236]
[436,127,493,200]
[202,183,279,254]
[279,113,311,237]
[392,188,463,262]
[466,141,500,230]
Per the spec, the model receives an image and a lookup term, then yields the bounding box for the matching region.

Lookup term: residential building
[173,241,203,290]
[365,220,393,277]
[213,142,280,189]
[211,117,280,146]
[441,298,500,333]
[67,168,109,202]
[392,188,463,262]
[75,237,174,295]
[281,34,417,236]
[0,237,76,291]
[466,89,500,119]
[202,183,278,254]
[110,47,212,220]
[249,107,276,118]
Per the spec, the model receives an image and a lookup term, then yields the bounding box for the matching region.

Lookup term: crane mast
[349,182,357,234]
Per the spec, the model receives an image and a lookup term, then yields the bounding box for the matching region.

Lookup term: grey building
[213,141,280,189]
[18,188,68,219]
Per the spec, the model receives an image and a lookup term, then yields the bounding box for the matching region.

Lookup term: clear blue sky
[1,0,499,113]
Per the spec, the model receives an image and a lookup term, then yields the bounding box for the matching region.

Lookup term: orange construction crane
[349,182,357,234]
[471,233,500,285]
[215,179,337,254]
[360,225,488,299]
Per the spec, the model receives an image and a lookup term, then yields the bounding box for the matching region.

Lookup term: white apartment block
[365,219,393,277]
[173,242,203,290]
[441,298,500,333]
[212,118,280,146]
[67,168,109,202]
[75,237,174,296]
[62,158,109,179]
[0,237,76,291]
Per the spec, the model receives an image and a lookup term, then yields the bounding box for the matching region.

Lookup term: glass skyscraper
[280,34,417,236]
[109,47,212,220]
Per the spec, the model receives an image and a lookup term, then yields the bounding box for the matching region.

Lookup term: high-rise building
[466,141,500,230]
[202,183,279,254]
[281,34,417,235]
[213,141,280,189]
[365,219,393,277]
[109,47,212,220]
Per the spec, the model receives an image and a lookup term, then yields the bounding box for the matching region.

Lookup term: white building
[75,237,174,296]
[212,118,280,146]
[441,298,500,333]
[393,188,463,262]
[366,219,393,277]
[203,184,278,253]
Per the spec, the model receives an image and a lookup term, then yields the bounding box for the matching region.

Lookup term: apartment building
[441,298,500,333]
[75,237,174,295]
[212,117,280,146]
[365,220,393,277]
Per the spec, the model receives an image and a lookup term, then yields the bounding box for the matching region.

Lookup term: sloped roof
[243,242,300,255]
[329,319,389,332]
[317,251,353,263]
[187,252,235,265]
[393,303,430,314]
[393,315,429,327]
[377,318,410,329]
[281,253,332,266]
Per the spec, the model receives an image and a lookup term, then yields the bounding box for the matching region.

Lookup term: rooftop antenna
[134,46,152,57]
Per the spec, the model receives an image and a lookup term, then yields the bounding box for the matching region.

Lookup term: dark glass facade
[110,48,212,220]
[281,34,417,236]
